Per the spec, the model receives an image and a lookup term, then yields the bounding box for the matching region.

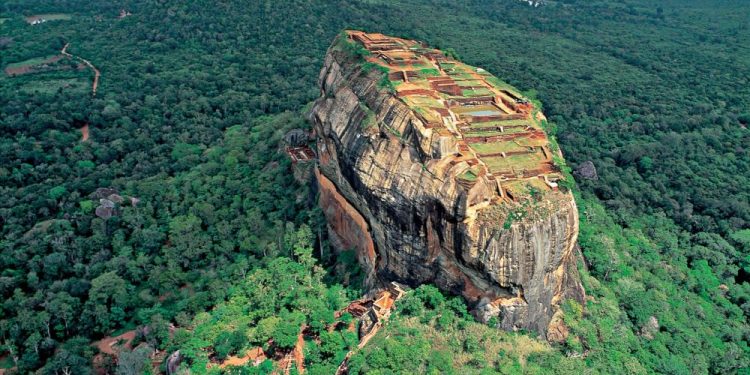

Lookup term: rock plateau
[309,31,585,339]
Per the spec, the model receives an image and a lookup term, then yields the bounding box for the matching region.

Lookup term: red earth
[81,123,89,142]
[4,55,63,76]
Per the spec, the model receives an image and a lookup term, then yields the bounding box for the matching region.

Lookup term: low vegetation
[0,0,747,373]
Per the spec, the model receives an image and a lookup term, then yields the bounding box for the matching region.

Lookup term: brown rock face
[309,31,585,338]
[316,168,377,272]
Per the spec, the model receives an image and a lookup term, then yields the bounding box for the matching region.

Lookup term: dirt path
[81,123,89,142]
[93,330,135,355]
[61,43,100,96]
[219,347,266,369]
[293,331,305,373]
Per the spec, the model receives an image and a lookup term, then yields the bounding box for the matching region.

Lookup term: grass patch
[465,127,528,137]
[462,88,493,97]
[447,72,474,80]
[485,76,518,92]
[417,67,440,77]
[413,106,442,123]
[465,130,504,137]
[470,141,527,154]
[458,168,479,182]
[483,152,546,172]
[438,62,455,69]
[455,79,482,87]
[5,55,60,69]
[402,95,443,108]
[335,31,371,58]
[359,103,377,130]
[469,119,529,128]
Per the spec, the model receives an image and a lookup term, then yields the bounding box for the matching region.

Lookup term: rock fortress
[309,31,585,340]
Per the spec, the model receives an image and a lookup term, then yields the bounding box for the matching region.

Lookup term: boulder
[91,187,119,199]
[573,161,598,180]
[639,316,659,340]
[166,350,182,375]
[284,128,309,147]
[95,198,116,219]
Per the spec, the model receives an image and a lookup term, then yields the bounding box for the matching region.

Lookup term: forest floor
[219,347,266,369]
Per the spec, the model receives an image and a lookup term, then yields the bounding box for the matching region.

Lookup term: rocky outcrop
[574,160,598,180]
[309,32,584,339]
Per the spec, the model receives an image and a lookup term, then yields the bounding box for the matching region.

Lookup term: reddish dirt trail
[61,42,100,96]
[81,123,89,142]
[219,347,266,369]
[93,330,135,355]
[293,332,305,373]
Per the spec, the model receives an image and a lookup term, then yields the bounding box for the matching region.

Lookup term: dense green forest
[1,0,748,373]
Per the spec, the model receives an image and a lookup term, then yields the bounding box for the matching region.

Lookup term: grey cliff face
[309,36,585,339]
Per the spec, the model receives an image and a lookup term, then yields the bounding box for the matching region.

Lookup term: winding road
[61,42,99,142]
[61,42,100,96]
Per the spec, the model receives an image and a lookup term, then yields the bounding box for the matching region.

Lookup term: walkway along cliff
[309,31,585,340]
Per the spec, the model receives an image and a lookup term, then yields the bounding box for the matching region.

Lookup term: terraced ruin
[348,30,563,202]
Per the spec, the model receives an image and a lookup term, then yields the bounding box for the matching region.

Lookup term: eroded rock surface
[309,31,584,338]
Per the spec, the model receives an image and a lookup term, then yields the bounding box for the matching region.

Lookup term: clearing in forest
[93,330,136,355]
[81,123,89,141]
[4,55,64,75]
[24,14,72,24]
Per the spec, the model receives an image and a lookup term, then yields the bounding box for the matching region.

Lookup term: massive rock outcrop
[309,31,584,339]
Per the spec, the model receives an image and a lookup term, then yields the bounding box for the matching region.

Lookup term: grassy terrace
[504,178,551,198]
[483,152,547,172]
[347,31,563,197]
[413,107,442,123]
[403,95,443,108]
[451,104,502,115]
[471,141,529,154]
[464,130,504,137]
[456,80,482,87]
[462,88,494,97]
[469,119,530,128]
[465,127,530,136]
